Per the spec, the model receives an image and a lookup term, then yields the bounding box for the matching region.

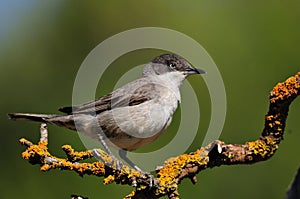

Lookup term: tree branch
[18,72,300,199]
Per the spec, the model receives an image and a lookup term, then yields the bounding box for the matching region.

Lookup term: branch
[18,72,300,199]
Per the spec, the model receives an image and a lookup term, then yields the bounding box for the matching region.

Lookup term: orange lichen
[21,141,49,160]
[274,121,281,125]
[62,145,93,161]
[19,138,107,177]
[19,138,33,146]
[270,73,300,103]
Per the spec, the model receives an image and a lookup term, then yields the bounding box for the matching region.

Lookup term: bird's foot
[133,165,155,187]
[142,171,155,187]
[114,158,123,171]
[92,149,123,171]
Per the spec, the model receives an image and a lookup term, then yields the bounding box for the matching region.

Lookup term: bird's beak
[184,67,206,75]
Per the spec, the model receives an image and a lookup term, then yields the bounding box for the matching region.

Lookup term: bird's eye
[168,62,176,69]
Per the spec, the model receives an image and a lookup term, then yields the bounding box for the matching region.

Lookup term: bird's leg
[119,150,154,187]
[95,133,122,171]
[119,150,142,171]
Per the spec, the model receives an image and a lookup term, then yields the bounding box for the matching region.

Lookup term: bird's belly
[94,99,178,151]
[107,132,163,151]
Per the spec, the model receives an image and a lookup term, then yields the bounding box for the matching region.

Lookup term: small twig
[40,123,48,142]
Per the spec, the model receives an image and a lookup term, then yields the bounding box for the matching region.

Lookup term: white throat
[149,71,186,102]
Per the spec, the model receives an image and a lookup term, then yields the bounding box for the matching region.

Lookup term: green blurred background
[1,1,300,198]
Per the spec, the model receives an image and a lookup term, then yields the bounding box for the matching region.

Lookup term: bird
[8,53,205,173]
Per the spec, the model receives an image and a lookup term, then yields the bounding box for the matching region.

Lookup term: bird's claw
[140,171,155,187]
[114,158,123,171]
[132,165,156,187]
[92,149,123,171]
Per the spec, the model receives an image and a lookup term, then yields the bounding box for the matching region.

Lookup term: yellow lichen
[247,138,277,158]
[124,190,136,199]
[228,152,234,159]
[156,149,209,195]
[103,175,115,184]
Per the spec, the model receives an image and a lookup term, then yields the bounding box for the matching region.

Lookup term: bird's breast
[89,89,179,150]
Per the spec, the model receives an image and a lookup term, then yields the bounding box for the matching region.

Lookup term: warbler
[8,54,205,171]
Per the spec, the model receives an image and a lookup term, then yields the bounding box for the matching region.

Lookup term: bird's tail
[8,113,76,131]
[7,113,59,123]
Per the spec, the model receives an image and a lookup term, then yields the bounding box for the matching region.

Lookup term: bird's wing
[59,79,158,114]
[58,93,112,114]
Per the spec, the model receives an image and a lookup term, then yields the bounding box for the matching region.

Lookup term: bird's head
[143,54,205,78]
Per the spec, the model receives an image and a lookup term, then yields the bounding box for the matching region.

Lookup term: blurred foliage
[1,1,300,199]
